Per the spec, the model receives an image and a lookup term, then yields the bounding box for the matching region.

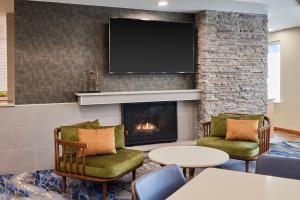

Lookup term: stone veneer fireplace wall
[195,11,268,136]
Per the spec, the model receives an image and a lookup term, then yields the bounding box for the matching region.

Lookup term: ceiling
[30,0,300,32]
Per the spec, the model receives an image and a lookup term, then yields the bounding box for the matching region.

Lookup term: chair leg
[189,168,195,180]
[183,168,187,177]
[132,169,136,181]
[131,182,137,200]
[102,183,107,200]
[245,160,250,173]
[61,176,66,193]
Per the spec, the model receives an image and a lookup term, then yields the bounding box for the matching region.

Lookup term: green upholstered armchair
[54,122,144,200]
[197,113,271,172]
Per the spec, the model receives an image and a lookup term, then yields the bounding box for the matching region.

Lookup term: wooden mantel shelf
[75,89,201,105]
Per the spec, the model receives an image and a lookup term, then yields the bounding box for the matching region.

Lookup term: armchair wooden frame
[54,127,142,200]
[202,114,271,172]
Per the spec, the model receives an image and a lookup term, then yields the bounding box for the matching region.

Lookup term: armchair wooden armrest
[54,128,88,176]
[258,123,271,154]
[55,139,88,149]
[201,121,211,137]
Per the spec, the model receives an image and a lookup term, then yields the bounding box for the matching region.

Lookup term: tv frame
[108,18,196,74]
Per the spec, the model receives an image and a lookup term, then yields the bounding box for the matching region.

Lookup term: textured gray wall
[15,0,195,104]
[195,11,268,135]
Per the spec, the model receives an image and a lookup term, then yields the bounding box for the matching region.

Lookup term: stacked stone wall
[195,11,268,136]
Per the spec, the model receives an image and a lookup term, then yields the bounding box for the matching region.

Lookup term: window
[0,13,8,103]
[0,11,14,105]
[268,42,281,102]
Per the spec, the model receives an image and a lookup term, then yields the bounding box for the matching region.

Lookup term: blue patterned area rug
[1,141,300,200]
[218,141,300,173]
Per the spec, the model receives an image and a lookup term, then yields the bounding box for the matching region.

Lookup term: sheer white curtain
[268,42,281,102]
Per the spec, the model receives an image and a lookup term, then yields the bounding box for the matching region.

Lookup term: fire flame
[136,122,157,131]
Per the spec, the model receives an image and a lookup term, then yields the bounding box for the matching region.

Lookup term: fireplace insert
[122,102,177,146]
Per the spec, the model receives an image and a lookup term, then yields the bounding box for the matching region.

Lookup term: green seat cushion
[101,125,125,149]
[197,137,259,158]
[210,113,264,137]
[59,149,144,179]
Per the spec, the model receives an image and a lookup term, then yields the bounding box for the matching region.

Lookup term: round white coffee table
[148,146,229,179]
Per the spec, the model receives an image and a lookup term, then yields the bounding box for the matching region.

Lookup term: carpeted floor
[1,141,300,200]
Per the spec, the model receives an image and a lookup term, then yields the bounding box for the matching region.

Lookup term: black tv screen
[109,18,195,73]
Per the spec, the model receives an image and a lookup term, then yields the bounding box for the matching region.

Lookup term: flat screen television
[109,18,195,73]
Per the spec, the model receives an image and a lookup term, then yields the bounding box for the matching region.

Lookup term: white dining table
[167,168,300,200]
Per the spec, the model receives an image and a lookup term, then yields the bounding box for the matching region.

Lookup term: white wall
[269,27,300,131]
[0,101,196,174]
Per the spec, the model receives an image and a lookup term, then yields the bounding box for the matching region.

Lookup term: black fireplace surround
[122,102,178,146]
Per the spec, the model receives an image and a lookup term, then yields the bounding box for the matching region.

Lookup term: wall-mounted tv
[109,18,195,73]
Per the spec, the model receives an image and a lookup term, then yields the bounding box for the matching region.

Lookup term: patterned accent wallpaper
[15,0,195,104]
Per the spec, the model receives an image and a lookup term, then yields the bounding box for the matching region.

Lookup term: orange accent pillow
[226,119,259,143]
[78,127,117,156]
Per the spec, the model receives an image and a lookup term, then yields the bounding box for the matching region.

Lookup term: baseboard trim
[274,127,300,135]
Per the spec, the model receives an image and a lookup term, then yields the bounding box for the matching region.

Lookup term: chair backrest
[256,154,300,180]
[132,164,186,200]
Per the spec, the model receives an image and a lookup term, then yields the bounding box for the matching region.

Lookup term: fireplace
[122,102,177,146]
